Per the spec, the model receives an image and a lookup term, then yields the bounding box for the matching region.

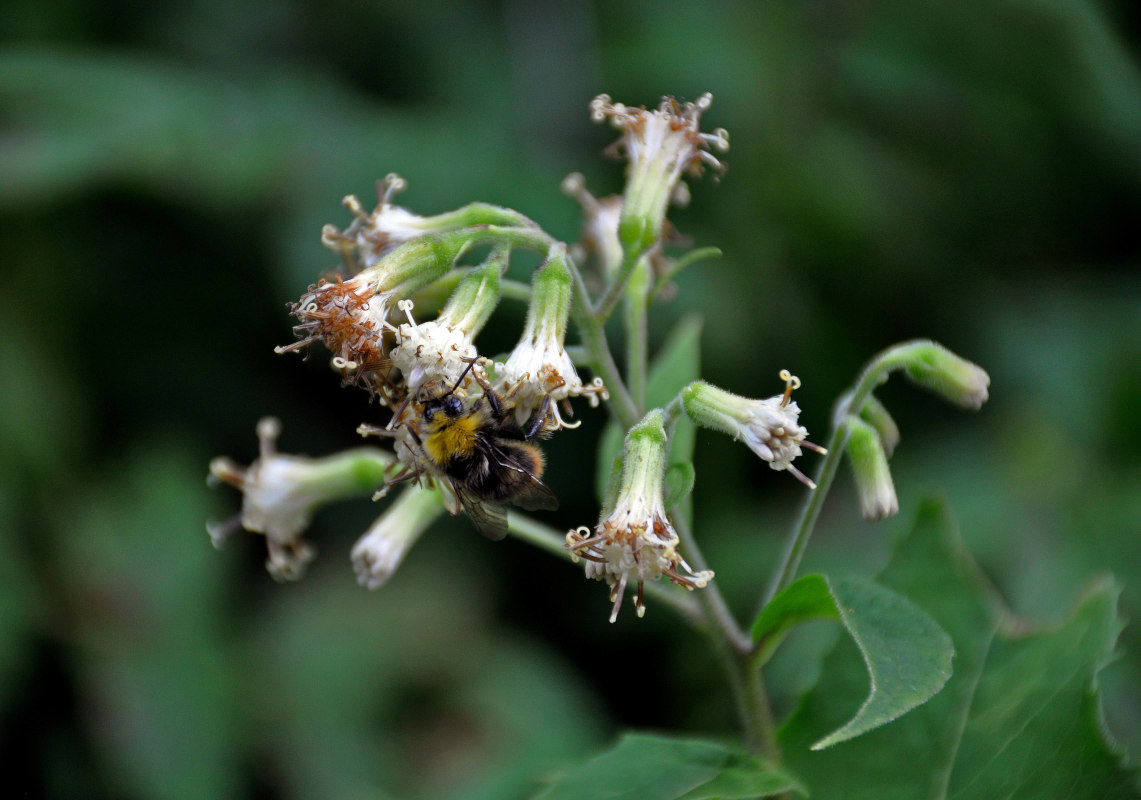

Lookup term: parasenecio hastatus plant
[208,93,1000,793]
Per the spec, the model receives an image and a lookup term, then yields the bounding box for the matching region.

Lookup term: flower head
[591,92,728,253]
[276,232,470,393]
[351,485,443,590]
[321,174,435,271]
[498,244,608,428]
[208,418,391,580]
[682,372,826,488]
[565,411,713,622]
[388,256,501,393]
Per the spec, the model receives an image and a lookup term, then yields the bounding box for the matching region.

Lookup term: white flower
[351,485,442,590]
[682,372,826,488]
[207,418,321,580]
[498,243,607,427]
[321,174,432,270]
[591,92,728,252]
[388,301,479,394]
[565,411,712,621]
[208,418,391,581]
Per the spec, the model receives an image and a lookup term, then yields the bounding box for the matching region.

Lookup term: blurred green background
[2,0,1140,797]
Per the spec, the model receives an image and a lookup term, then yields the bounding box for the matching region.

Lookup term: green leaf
[754,574,953,749]
[664,462,696,511]
[534,733,804,800]
[779,498,1139,798]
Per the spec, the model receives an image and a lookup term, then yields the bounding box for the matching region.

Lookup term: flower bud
[845,416,898,521]
[896,341,990,411]
[859,394,900,457]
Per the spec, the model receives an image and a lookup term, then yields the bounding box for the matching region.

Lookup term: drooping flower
[591,92,729,253]
[208,418,391,580]
[388,254,502,394]
[276,232,470,392]
[497,243,608,428]
[682,371,825,488]
[565,411,713,622]
[351,485,443,590]
[321,174,435,272]
[845,416,899,521]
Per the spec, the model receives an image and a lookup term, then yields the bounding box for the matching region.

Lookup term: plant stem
[762,345,909,606]
[672,516,778,756]
[624,258,651,413]
[594,246,647,321]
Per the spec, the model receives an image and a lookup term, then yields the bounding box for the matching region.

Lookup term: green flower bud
[859,393,900,456]
[845,416,898,521]
[895,341,990,411]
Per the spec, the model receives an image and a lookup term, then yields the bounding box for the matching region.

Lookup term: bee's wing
[453,483,509,541]
[493,450,559,511]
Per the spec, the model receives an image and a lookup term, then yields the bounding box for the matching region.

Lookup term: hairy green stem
[594,245,648,321]
[624,258,651,413]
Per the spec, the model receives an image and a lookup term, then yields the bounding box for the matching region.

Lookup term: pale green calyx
[615,409,670,508]
[845,416,899,521]
[437,256,503,338]
[591,93,728,255]
[351,485,445,590]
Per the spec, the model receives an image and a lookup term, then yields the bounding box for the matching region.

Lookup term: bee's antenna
[448,359,478,396]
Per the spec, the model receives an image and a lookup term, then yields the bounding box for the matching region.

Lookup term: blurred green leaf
[52,442,242,800]
[0,485,41,714]
[754,574,953,749]
[534,732,804,800]
[242,537,604,800]
[780,498,1138,797]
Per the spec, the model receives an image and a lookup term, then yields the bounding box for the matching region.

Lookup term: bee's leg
[524,394,553,440]
[470,366,508,421]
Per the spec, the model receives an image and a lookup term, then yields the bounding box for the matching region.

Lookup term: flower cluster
[212,171,608,582]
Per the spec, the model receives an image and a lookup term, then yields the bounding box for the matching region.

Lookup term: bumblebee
[410,363,558,540]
